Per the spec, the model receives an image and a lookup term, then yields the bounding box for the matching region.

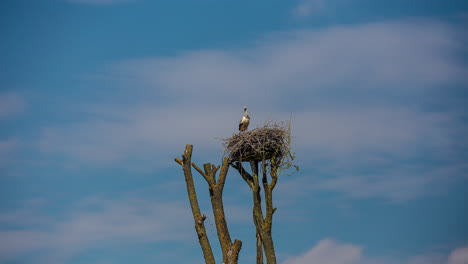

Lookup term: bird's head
[244,106,247,112]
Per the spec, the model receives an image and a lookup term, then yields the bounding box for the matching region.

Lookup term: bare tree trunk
[256,230,263,264]
[176,145,242,264]
[174,145,215,264]
[231,161,277,264]
[262,160,278,264]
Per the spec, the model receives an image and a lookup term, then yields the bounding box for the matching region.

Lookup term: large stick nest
[223,123,289,162]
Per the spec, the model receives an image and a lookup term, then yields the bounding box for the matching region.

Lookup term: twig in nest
[222,123,288,162]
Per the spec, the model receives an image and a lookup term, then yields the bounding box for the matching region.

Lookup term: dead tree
[175,123,295,264]
[175,145,242,264]
[225,123,294,264]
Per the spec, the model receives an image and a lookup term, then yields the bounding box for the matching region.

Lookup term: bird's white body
[239,107,250,132]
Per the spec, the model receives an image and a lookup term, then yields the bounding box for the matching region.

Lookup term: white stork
[239,106,250,132]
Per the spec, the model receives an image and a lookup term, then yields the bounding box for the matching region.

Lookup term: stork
[239,106,250,132]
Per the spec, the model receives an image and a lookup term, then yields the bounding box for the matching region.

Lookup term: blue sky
[1,0,468,263]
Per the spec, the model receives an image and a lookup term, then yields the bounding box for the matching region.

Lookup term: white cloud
[448,246,468,264]
[0,196,192,263]
[2,3,464,176]
[292,108,455,155]
[37,105,240,168]
[277,162,468,203]
[109,19,466,107]
[36,105,465,202]
[35,105,458,171]
[283,238,362,264]
[282,239,468,264]
[34,19,468,203]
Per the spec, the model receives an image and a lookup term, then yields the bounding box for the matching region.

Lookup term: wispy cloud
[33,18,468,203]
[447,246,468,264]
[109,19,466,107]
[282,238,468,264]
[0,138,20,169]
[37,105,240,168]
[277,162,468,204]
[292,108,458,156]
[291,0,323,18]
[283,238,362,264]
[0,138,18,159]
[0,92,25,120]
[39,19,467,163]
[315,164,468,202]
[0,196,192,263]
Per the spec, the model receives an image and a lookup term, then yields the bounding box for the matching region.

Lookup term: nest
[223,123,289,162]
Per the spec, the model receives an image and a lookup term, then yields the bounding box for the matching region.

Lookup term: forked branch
[176,145,242,264]
[174,145,215,264]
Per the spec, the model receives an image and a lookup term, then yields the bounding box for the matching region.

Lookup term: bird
[239,106,250,132]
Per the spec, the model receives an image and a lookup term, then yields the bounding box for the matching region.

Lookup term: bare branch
[262,161,268,194]
[181,146,242,263]
[192,162,213,186]
[262,161,277,264]
[209,158,236,263]
[231,162,254,187]
[174,157,183,166]
[269,161,279,191]
[204,163,216,184]
[212,164,220,175]
[227,239,243,264]
[222,124,288,162]
[198,214,207,225]
[250,161,259,180]
[256,230,263,264]
[217,157,230,189]
[177,145,215,264]
[178,144,259,264]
